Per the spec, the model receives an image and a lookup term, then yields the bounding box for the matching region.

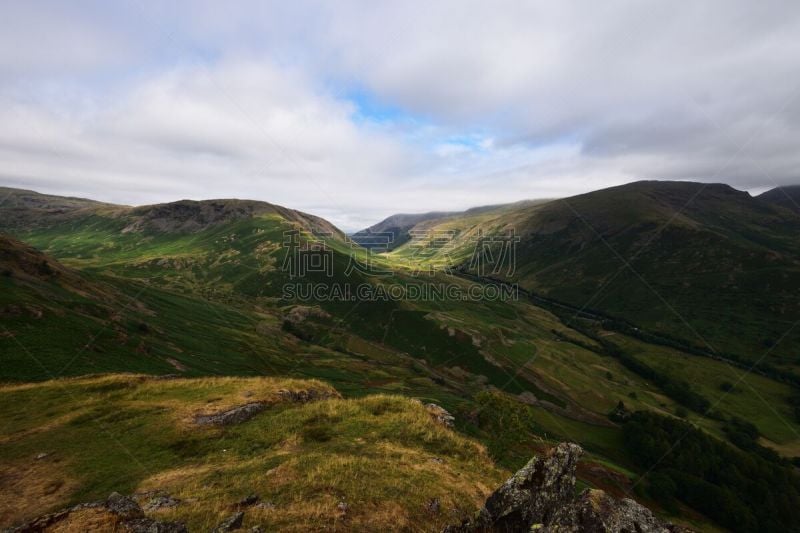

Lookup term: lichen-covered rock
[106,492,145,520]
[444,442,689,533]
[557,489,677,532]
[134,491,181,512]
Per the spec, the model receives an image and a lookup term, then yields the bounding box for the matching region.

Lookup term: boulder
[444,442,689,533]
[106,492,144,521]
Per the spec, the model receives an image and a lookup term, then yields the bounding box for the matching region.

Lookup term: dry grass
[0,458,79,526]
[0,375,505,531]
[49,508,121,533]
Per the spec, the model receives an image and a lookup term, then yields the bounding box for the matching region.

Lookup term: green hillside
[3,185,800,531]
[389,181,800,367]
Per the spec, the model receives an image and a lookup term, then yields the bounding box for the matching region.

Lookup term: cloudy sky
[1,1,799,230]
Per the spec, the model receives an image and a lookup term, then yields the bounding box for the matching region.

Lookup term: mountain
[757,185,800,213]
[0,187,340,237]
[390,181,800,365]
[0,187,119,230]
[350,210,456,250]
[4,185,800,532]
[351,200,548,251]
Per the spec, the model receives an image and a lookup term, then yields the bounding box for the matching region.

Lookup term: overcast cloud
[1,0,799,230]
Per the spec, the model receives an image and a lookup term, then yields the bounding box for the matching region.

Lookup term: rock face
[444,443,688,533]
[4,492,186,533]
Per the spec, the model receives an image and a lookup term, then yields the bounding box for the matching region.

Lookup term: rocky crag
[445,443,689,533]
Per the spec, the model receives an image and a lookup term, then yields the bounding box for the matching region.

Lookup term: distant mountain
[757,185,800,213]
[351,200,549,251]
[350,211,458,250]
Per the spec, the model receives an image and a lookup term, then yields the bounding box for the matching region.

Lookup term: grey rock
[142,494,181,511]
[107,492,145,521]
[444,443,690,533]
[559,489,677,532]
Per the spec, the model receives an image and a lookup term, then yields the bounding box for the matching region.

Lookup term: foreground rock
[444,443,688,533]
[5,492,186,532]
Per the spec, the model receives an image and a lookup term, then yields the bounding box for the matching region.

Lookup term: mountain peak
[757,184,800,212]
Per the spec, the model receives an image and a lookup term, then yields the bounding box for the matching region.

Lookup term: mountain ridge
[757,184,800,213]
[0,187,343,238]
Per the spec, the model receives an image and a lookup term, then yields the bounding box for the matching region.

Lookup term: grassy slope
[0,374,505,531]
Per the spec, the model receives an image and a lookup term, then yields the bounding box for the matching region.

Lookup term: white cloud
[1,1,800,230]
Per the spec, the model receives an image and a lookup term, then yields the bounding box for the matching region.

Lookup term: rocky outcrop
[444,443,688,533]
[4,492,186,533]
[194,388,339,426]
[194,402,268,426]
[425,403,455,428]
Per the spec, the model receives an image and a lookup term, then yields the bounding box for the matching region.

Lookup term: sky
[1,1,799,231]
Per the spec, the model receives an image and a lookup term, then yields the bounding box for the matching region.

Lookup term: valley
[2,183,800,532]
